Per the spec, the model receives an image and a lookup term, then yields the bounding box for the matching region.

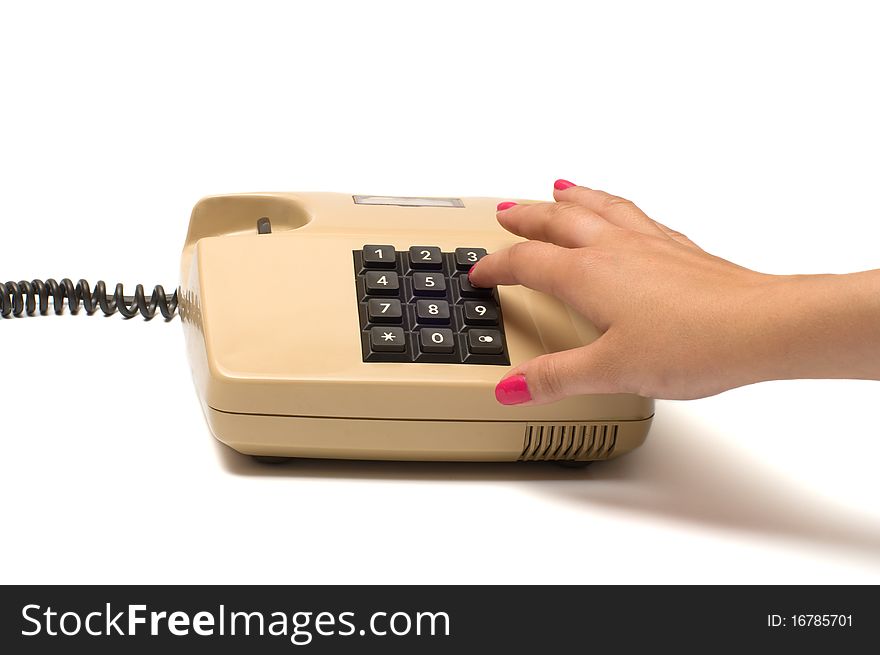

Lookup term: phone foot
[251,455,293,465]
[554,460,593,469]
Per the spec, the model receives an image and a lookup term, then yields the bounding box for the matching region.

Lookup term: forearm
[750,270,880,384]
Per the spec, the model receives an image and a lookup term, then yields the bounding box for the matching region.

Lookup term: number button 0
[364,271,400,295]
[412,272,447,296]
[408,246,443,270]
[362,244,397,269]
[415,299,450,324]
[454,247,487,270]
[463,300,499,325]
[419,328,455,354]
[367,298,403,323]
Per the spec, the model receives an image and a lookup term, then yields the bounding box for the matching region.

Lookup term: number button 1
[367,298,403,323]
[463,300,499,325]
[454,247,487,270]
[408,246,443,270]
[362,244,397,269]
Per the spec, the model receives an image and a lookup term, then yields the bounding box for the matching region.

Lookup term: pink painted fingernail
[497,201,517,211]
[554,179,576,190]
[495,374,531,405]
[467,264,483,288]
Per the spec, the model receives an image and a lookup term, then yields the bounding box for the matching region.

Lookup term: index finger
[469,240,579,302]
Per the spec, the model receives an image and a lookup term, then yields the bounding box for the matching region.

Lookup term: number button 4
[364,271,400,295]
[408,246,443,270]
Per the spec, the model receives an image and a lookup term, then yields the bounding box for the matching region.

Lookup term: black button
[369,326,406,352]
[364,271,400,295]
[408,246,443,269]
[467,329,503,355]
[463,300,499,325]
[454,247,487,270]
[367,298,403,323]
[415,299,450,324]
[412,272,447,296]
[420,328,455,354]
[362,245,397,269]
[457,274,492,298]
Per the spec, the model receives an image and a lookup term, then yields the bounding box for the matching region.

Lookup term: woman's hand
[469,180,880,405]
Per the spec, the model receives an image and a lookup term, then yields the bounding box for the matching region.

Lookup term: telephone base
[205,407,652,464]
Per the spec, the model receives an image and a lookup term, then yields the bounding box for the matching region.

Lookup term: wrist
[745,271,880,383]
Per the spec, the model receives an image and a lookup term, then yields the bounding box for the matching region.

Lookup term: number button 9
[463,300,498,325]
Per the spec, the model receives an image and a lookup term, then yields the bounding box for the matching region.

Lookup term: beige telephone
[178,192,653,464]
[2,192,653,465]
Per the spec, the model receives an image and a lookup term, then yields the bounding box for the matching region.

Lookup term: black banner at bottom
[0,585,874,653]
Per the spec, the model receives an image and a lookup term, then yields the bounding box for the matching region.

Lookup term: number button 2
[408,246,443,270]
[412,272,447,296]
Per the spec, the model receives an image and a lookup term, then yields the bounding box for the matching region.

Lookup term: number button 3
[454,248,487,270]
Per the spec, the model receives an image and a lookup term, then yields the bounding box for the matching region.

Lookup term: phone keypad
[354,246,510,364]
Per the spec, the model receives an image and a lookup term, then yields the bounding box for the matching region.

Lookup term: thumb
[494,340,621,406]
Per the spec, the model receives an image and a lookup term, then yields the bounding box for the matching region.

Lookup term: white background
[1,1,878,584]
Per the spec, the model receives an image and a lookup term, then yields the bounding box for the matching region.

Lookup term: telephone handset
[2,192,653,464]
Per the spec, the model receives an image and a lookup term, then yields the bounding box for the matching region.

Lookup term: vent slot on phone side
[519,423,618,461]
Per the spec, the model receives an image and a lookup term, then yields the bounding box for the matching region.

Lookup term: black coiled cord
[1,279,178,320]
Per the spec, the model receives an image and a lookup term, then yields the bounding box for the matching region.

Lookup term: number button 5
[412,272,447,296]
